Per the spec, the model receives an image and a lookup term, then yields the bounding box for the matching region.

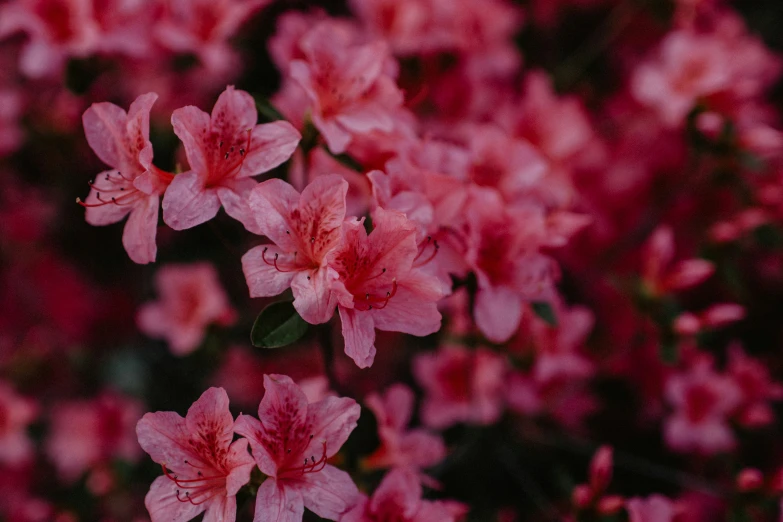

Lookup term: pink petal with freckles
[237,121,301,178]
[233,414,276,476]
[184,388,234,450]
[474,286,523,343]
[126,93,158,171]
[291,267,340,325]
[254,479,304,522]
[248,178,301,249]
[122,194,159,265]
[136,411,199,473]
[210,86,258,145]
[306,395,361,459]
[162,171,221,230]
[297,464,361,520]
[224,438,255,496]
[145,475,205,522]
[241,244,296,298]
[171,106,212,176]
[339,306,377,369]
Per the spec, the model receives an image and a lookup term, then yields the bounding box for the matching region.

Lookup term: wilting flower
[162,86,300,231]
[136,387,255,522]
[137,262,236,355]
[234,374,361,521]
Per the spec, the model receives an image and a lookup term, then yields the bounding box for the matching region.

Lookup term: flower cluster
[2,0,783,521]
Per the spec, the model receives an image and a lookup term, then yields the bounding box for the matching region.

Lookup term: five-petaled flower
[162,85,301,232]
[234,374,361,522]
[136,387,256,522]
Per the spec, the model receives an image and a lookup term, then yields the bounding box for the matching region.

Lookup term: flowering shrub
[2,0,783,521]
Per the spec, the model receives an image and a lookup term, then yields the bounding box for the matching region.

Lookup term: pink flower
[466,125,549,206]
[631,30,731,126]
[137,263,237,355]
[664,357,741,454]
[413,346,506,429]
[463,189,558,343]
[154,0,271,74]
[136,387,255,522]
[78,93,173,264]
[0,0,99,78]
[162,86,301,231]
[726,344,783,427]
[626,495,676,522]
[234,374,361,522]
[329,208,443,368]
[642,226,714,295]
[0,381,37,466]
[242,175,348,324]
[342,468,462,522]
[673,304,745,336]
[288,22,404,153]
[46,393,143,482]
[364,384,446,472]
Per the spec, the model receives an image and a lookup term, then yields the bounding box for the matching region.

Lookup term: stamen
[261,247,296,273]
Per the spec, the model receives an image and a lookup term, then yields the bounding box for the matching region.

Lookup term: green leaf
[659,336,679,365]
[531,301,557,327]
[251,301,309,348]
[254,97,285,122]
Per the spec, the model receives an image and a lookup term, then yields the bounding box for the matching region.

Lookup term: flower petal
[298,464,360,520]
[238,121,301,178]
[254,479,304,522]
[339,306,377,369]
[122,194,159,264]
[162,171,221,230]
[306,395,361,459]
[145,475,205,522]
[241,244,296,298]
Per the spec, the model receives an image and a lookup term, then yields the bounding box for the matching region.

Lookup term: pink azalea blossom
[664,356,742,454]
[290,147,373,218]
[0,0,99,78]
[162,86,301,231]
[242,175,348,324]
[136,387,255,522]
[631,30,731,126]
[413,346,507,429]
[288,21,404,153]
[364,383,446,472]
[233,374,361,522]
[726,344,783,427]
[342,468,462,522]
[673,304,745,336]
[0,381,37,466]
[155,0,271,74]
[78,93,173,264]
[137,263,237,355]
[463,189,558,343]
[46,392,143,482]
[626,495,677,522]
[328,208,443,368]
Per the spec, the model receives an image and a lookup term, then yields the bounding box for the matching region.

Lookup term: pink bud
[589,445,613,494]
[572,484,593,509]
[701,304,745,329]
[674,313,701,336]
[663,259,714,290]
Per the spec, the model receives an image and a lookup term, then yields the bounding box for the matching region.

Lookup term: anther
[224,152,229,159]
